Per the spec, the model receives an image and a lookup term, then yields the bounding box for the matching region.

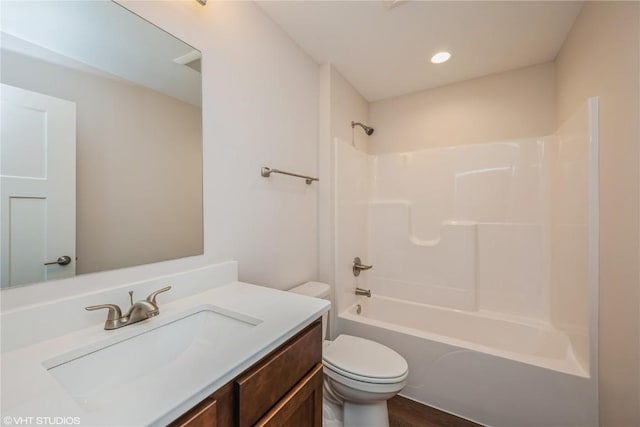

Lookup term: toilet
[289,282,408,427]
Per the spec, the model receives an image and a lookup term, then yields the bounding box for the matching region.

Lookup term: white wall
[368,62,556,154]
[1,0,320,309]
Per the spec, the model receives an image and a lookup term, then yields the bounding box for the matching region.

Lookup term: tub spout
[355,288,371,297]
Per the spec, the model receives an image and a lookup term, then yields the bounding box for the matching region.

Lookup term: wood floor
[388,396,482,427]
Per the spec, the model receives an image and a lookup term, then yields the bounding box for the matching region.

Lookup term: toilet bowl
[289,282,408,427]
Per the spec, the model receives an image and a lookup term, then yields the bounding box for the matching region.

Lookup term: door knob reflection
[44,255,72,266]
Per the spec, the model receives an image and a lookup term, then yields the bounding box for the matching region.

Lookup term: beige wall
[556,2,640,426]
[1,50,203,275]
[318,64,332,286]
[330,66,370,153]
[368,62,556,154]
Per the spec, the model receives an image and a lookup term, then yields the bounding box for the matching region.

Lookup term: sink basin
[43,305,262,412]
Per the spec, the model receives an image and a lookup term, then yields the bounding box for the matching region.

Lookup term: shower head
[351,121,374,136]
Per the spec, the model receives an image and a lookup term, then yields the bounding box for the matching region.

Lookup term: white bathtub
[337,295,598,427]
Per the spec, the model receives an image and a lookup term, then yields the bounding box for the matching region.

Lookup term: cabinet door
[236,321,322,427]
[255,363,323,427]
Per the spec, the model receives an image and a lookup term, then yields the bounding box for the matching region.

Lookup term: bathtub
[337,295,597,427]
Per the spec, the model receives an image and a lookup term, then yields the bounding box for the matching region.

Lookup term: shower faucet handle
[352,257,373,277]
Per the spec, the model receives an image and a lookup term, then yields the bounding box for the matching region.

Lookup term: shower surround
[334,100,598,426]
[368,139,549,318]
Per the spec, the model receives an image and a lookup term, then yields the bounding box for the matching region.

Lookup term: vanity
[0,263,330,426]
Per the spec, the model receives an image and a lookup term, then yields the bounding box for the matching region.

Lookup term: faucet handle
[146,286,172,305]
[85,304,122,321]
[352,257,373,277]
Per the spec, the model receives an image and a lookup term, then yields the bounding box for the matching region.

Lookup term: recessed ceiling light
[431,51,451,64]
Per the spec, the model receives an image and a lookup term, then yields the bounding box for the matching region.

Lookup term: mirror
[0,1,203,288]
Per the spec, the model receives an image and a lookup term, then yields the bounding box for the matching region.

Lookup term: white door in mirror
[1,84,76,287]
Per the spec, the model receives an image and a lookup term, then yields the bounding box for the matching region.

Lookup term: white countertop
[0,282,330,426]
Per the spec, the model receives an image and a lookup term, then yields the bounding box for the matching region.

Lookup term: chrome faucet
[85,286,171,330]
[355,287,371,298]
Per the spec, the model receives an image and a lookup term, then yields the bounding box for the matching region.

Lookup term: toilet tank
[288,281,330,339]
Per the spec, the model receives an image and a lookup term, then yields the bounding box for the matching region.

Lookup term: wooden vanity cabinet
[170,320,323,427]
[254,363,323,427]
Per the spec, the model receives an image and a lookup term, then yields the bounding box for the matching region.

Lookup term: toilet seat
[323,335,408,384]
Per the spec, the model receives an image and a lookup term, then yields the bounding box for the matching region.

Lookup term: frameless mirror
[0,1,203,288]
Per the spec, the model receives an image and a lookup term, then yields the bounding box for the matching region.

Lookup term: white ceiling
[257,1,583,102]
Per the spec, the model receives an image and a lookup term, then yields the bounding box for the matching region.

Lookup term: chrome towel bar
[261,167,319,185]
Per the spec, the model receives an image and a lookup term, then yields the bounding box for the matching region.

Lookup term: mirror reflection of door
[1,83,76,288]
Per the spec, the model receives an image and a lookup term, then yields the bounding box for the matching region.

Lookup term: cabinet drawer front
[169,382,233,427]
[255,363,323,427]
[172,398,217,427]
[236,321,322,427]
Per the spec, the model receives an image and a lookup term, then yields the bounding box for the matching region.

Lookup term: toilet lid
[323,335,408,383]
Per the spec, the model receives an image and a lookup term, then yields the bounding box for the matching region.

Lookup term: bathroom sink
[43,305,262,411]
